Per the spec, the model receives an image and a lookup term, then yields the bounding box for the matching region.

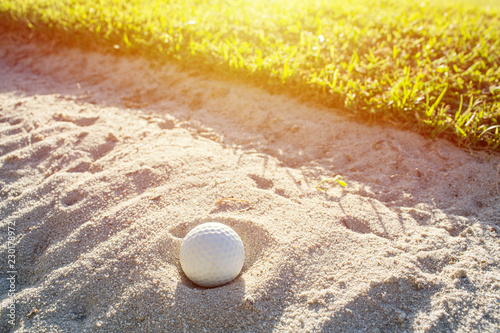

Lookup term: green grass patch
[1,0,499,151]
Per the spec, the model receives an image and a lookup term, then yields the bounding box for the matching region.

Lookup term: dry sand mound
[1,34,499,332]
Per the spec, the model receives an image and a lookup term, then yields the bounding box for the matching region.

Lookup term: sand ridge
[0,34,499,332]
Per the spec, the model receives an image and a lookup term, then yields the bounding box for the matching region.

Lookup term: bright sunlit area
[1,0,499,149]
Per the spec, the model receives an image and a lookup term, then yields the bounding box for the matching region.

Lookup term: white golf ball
[180,222,245,287]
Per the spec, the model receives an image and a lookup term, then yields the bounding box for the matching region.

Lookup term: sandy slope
[0,33,499,332]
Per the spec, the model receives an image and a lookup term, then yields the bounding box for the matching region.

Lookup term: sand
[0,32,499,333]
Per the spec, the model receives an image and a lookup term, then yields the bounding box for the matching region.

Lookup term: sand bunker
[1,33,499,332]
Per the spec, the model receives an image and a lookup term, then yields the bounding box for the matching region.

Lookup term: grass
[1,0,499,151]
[316,176,348,192]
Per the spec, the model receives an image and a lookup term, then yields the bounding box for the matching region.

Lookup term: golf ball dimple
[180,222,245,288]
